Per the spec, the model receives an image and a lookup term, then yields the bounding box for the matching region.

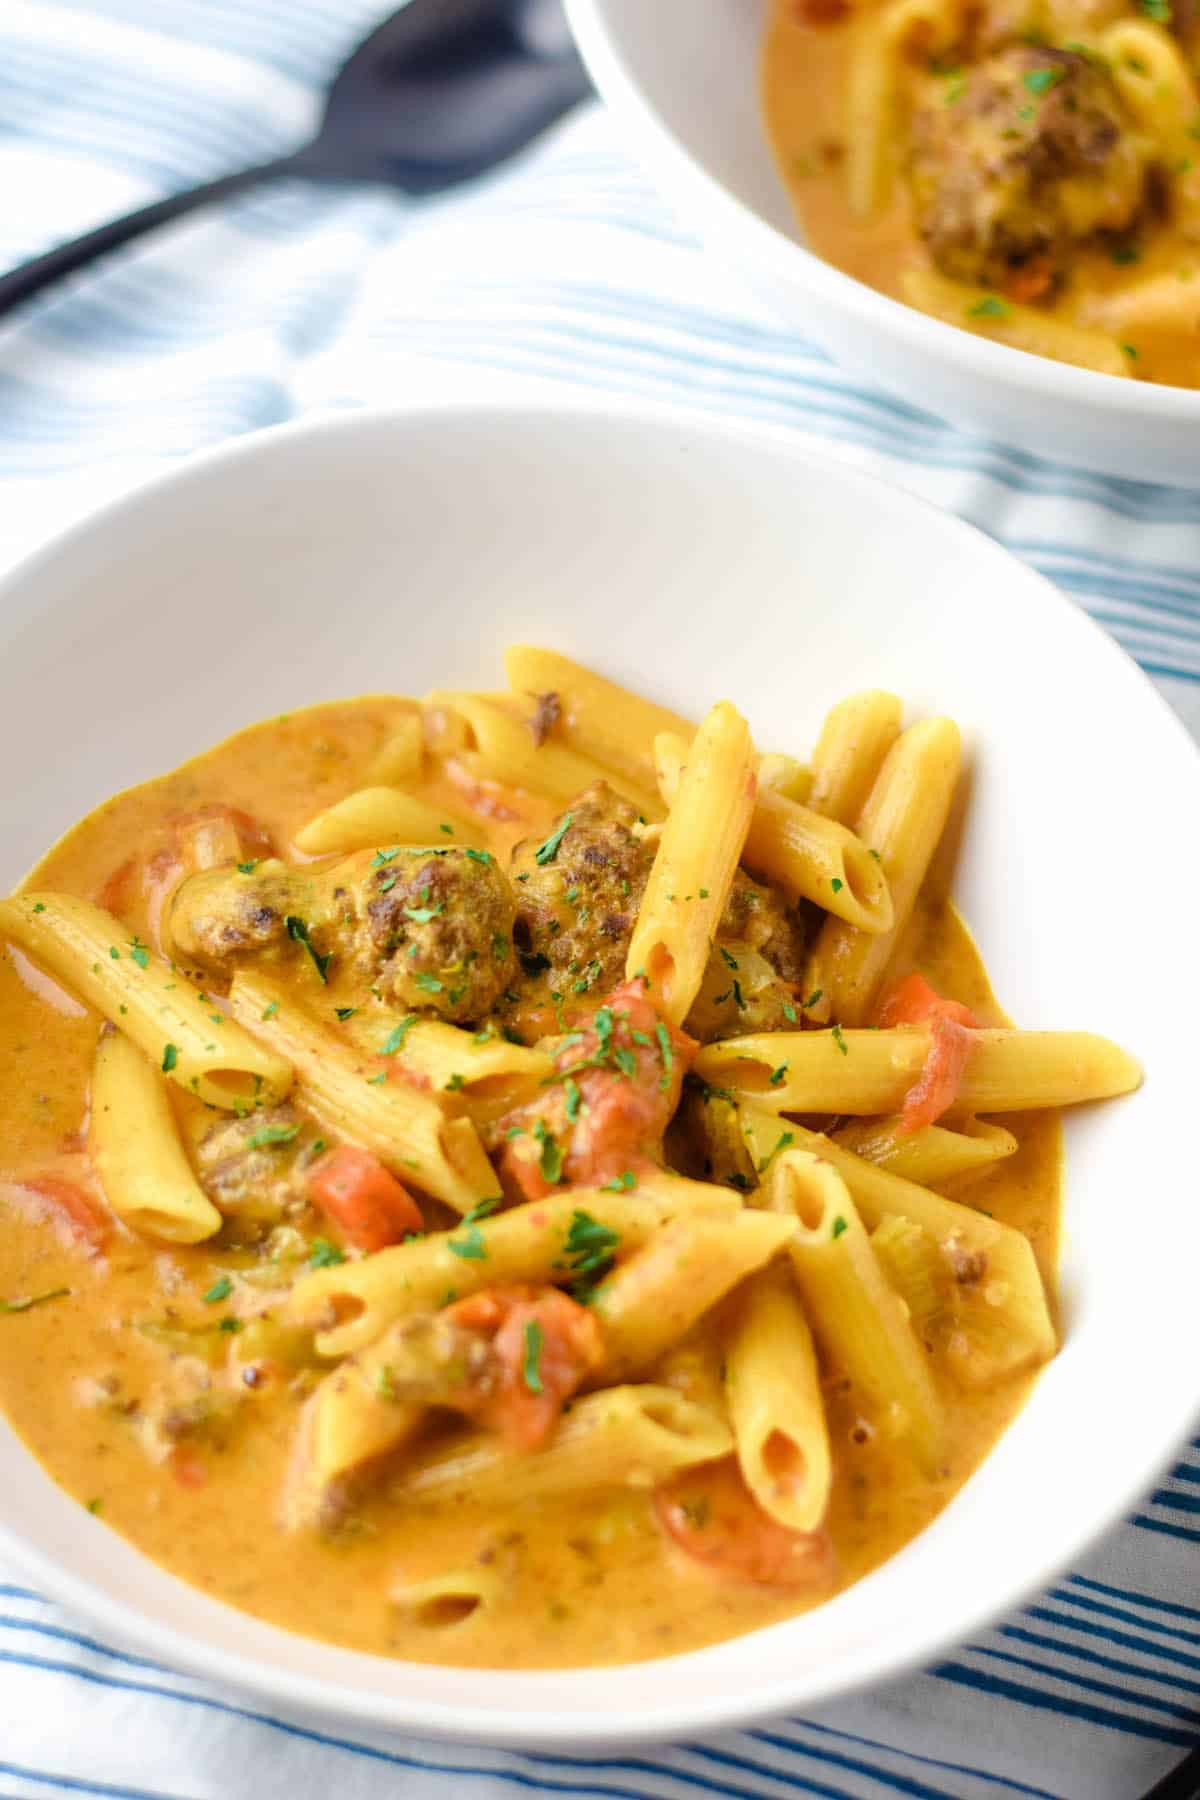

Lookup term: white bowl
[0,400,1196,1746]
[566,0,1200,486]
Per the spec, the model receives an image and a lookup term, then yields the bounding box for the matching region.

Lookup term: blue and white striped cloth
[2,5,1199,1797]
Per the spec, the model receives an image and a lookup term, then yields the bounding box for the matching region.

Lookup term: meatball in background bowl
[566,0,1200,483]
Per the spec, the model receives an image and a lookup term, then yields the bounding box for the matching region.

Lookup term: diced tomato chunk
[168,1446,208,1489]
[499,977,696,1200]
[20,1176,110,1250]
[656,1459,836,1588]
[306,1145,423,1251]
[877,972,981,1133]
[443,1284,604,1451]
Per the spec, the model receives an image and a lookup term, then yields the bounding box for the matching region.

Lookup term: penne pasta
[833,1115,1018,1189]
[338,1012,553,1127]
[592,1210,796,1379]
[505,646,695,795]
[806,690,903,826]
[845,0,961,217]
[227,970,497,1214]
[802,717,960,1023]
[426,691,662,817]
[293,787,478,856]
[89,1029,222,1243]
[628,703,757,1025]
[365,711,425,786]
[1102,22,1200,220]
[391,1385,734,1508]
[723,1264,832,1533]
[286,1176,740,1356]
[656,731,892,933]
[0,892,292,1108]
[764,1150,945,1472]
[695,1025,1143,1115]
[388,1566,503,1628]
[902,271,1131,379]
[757,752,813,804]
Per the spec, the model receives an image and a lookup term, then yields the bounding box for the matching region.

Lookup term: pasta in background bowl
[0,399,1194,1745]
[566,0,1200,484]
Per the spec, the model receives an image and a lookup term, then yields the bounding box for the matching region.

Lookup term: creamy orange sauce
[763,0,1200,388]
[0,698,1059,1669]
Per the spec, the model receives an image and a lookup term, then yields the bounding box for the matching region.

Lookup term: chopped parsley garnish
[244,1122,300,1151]
[768,1061,789,1088]
[1111,243,1140,265]
[805,989,824,1009]
[0,1286,69,1315]
[831,877,844,894]
[376,1365,398,1401]
[403,904,443,923]
[464,847,493,866]
[535,1119,565,1184]
[448,1223,487,1260]
[108,945,120,960]
[831,1024,848,1056]
[967,294,1010,319]
[600,1170,637,1192]
[128,936,150,970]
[161,1043,179,1073]
[203,1276,233,1304]
[718,946,739,970]
[1023,65,1064,94]
[371,848,401,867]
[564,1209,620,1297]
[832,1215,849,1240]
[725,1172,754,1193]
[564,1076,582,1122]
[285,915,331,983]
[367,1071,388,1085]
[491,932,510,961]
[414,971,444,994]
[334,1006,358,1021]
[445,1072,466,1092]
[261,1001,279,1021]
[462,1197,501,1225]
[1120,341,1139,359]
[31,902,46,914]
[654,1020,673,1092]
[731,978,746,1010]
[308,1238,346,1269]
[439,823,455,835]
[782,1001,798,1023]
[86,1498,103,1515]
[757,1130,795,1175]
[613,1045,637,1079]
[522,1319,544,1393]
[237,859,259,875]
[1139,0,1171,19]
[217,1316,242,1334]
[380,1015,419,1055]
[699,887,709,898]
[533,815,573,866]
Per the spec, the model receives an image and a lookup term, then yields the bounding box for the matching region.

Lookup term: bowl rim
[565,0,1200,426]
[0,393,1197,1749]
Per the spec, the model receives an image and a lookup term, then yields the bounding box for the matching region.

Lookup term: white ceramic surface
[566,0,1200,485]
[0,401,1196,1747]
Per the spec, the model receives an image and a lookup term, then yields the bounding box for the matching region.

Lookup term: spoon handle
[0,152,312,321]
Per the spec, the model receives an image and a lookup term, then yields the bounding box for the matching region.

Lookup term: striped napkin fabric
[2,5,1199,1798]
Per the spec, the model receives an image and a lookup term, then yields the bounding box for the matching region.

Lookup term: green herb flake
[445,1072,466,1092]
[564,1209,620,1297]
[535,1119,565,1184]
[334,1006,358,1022]
[757,1130,795,1175]
[108,945,120,960]
[367,1071,388,1086]
[414,971,444,995]
[32,902,46,914]
[161,1043,179,1073]
[1111,243,1140,265]
[376,1364,398,1401]
[285,915,332,983]
[217,1316,242,1334]
[699,887,710,898]
[86,1497,103,1515]
[237,859,259,875]
[782,1001,798,1023]
[1139,0,1171,19]
[564,1076,582,1122]
[439,823,455,835]
[403,903,442,923]
[0,1286,70,1315]
[308,1238,346,1269]
[613,1045,637,1079]
[831,877,844,894]
[448,1224,487,1261]
[464,847,493,866]
[832,1215,849,1240]
[261,1001,279,1021]
[533,815,574,866]
[968,294,1010,319]
[718,946,739,971]
[732,978,746,1010]
[380,1015,419,1055]
[768,1061,790,1088]
[522,1319,544,1393]
[805,988,824,1009]
[202,1276,233,1304]
[831,1024,848,1056]
[1023,65,1063,94]
[600,1170,637,1192]
[462,1197,502,1225]
[654,1019,674,1092]
[244,1121,300,1151]
[1121,341,1139,359]
[128,936,150,970]
[371,848,402,868]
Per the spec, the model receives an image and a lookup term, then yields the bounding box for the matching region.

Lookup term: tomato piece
[877,972,981,1134]
[656,1459,836,1588]
[95,858,137,917]
[20,1176,110,1250]
[499,977,696,1200]
[168,1446,208,1489]
[306,1145,423,1251]
[1004,259,1053,305]
[443,1284,604,1451]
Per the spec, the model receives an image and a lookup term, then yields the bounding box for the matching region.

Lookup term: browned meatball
[168,847,516,1025]
[908,46,1150,290]
[194,1103,321,1234]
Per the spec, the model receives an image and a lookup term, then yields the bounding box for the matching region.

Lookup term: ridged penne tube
[802,717,960,1023]
[656,732,892,933]
[764,1151,944,1472]
[903,271,1131,379]
[833,1115,1018,1189]
[846,0,960,217]
[389,1567,502,1628]
[292,787,477,855]
[425,691,662,817]
[286,1177,740,1356]
[340,1014,553,1127]
[1102,23,1200,218]
[627,703,757,1024]
[504,646,694,795]
[743,1115,1056,1385]
[392,1385,734,1508]
[1083,271,1200,335]
[0,893,292,1108]
[89,1030,222,1244]
[871,1214,954,1346]
[309,1358,426,1485]
[365,711,424,785]
[806,690,903,825]
[757,753,812,804]
[227,970,496,1214]
[694,1025,1142,1114]
[593,1210,795,1380]
[723,1264,832,1533]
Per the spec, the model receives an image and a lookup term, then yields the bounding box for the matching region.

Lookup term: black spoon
[0,0,591,320]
